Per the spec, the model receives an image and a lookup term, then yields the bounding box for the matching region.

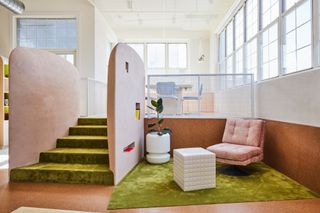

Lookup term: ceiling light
[209,0,214,4]
[0,0,25,14]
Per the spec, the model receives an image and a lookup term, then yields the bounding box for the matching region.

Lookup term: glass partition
[146,74,254,118]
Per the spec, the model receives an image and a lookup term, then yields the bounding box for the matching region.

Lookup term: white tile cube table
[173,147,216,191]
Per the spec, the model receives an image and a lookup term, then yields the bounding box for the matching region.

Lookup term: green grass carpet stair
[10,118,113,185]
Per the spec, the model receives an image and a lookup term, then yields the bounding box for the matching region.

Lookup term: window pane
[246,0,258,40]
[235,7,244,49]
[219,30,226,61]
[235,48,243,85]
[17,18,77,49]
[262,0,279,28]
[262,23,279,80]
[285,0,300,10]
[147,43,165,68]
[246,38,257,81]
[128,43,144,61]
[226,56,233,88]
[226,21,234,56]
[296,0,311,26]
[168,43,187,68]
[283,0,311,74]
[296,22,311,49]
[297,45,311,70]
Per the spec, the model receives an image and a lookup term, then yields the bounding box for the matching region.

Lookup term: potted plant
[146,98,172,164]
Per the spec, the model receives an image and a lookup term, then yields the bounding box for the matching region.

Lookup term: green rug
[108,160,318,209]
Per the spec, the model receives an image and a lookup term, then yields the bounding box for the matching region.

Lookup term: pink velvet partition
[107,43,145,184]
[9,48,80,170]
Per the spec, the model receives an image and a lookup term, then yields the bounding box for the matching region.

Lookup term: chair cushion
[207,143,262,161]
[222,119,264,147]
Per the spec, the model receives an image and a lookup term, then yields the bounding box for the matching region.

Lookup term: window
[246,0,258,40]
[226,56,234,87]
[219,30,226,62]
[16,18,77,64]
[128,43,144,61]
[246,38,258,81]
[235,48,244,85]
[147,43,165,68]
[283,0,312,73]
[226,21,234,56]
[285,0,302,10]
[17,18,77,49]
[262,23,279,80]
[262,0,279,28]
[168,43,187,68]
[235,7,244,49]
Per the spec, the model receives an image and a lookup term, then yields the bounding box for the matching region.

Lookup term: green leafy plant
[147,98,172,136]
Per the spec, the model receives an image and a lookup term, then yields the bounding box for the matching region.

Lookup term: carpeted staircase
[10,118,113,185]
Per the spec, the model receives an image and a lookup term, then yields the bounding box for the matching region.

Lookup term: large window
[283,0,312,73]
[218,0,316,84]
[127,42,188,74]
[262,0,279,28]
[246,0,258,40]
[262,23,279,79]
[16,18,77,64]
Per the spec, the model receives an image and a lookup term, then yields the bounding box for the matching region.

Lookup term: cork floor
[1,146,320,213]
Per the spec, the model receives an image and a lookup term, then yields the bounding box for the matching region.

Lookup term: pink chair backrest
[222,118,265,147]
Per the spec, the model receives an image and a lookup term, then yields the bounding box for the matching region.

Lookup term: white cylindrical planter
[146,132,170,164]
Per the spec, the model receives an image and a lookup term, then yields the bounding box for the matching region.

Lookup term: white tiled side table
[173,147,216,191]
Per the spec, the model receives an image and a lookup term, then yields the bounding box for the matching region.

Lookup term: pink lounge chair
[207,118,265,175]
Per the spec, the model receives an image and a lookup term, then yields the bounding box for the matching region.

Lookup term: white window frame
[282,0,313,74]
[216,0,319,85]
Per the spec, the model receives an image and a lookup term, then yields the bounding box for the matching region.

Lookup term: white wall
[1,0,118,117]
[94,8,117,82]
[20,0,95,79]
[0,7,12,58]
[116,29,211,74]
[256,69,320,127]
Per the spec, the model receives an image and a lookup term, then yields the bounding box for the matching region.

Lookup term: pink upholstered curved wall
[107,43,145,184]
[9,48,80,169]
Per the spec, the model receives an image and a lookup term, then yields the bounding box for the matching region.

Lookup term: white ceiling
[92,0,235,31]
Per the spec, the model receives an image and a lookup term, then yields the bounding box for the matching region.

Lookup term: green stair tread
[69,125,108,136]
[72,125,107,128]
[12,163,111,172]
[44,148,109,154]
[10,163,114,185]
[78,118,107,125]
[56,136,108,148]
[60,136,108,140]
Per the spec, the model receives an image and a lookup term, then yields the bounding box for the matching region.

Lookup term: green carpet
[108,160,318,209]
[10,117,113,185]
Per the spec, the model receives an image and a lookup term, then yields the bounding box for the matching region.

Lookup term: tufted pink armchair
[207,118,265,167]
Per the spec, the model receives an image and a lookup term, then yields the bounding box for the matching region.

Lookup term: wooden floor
[1,169,319,213]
